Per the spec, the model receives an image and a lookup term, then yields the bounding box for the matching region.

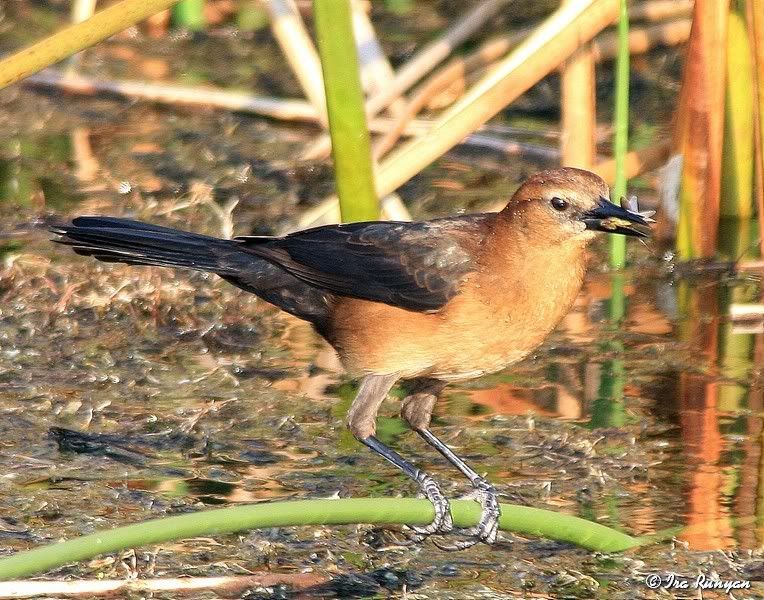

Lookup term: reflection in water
[463,248,762,550]
[70,128,99,183]
[674,218,760,550]
[591,271,627,429]
[0,140,34,207]
[0,134,84,210]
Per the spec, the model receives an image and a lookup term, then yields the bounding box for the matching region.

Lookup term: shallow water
[1,3,763,598]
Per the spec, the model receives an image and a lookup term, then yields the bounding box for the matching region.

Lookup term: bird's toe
[410,472,453,538]
[474,479,501,544]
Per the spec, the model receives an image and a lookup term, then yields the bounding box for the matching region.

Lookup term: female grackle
[52,167,651,548]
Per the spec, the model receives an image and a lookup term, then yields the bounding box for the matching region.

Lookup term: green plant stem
[592,272,627,427]
[0,498,639,580]
[313,0,379,222]
[608,271,626,323]
[609,0,630,268]
[172,0,206,31]
[0,0,182,90]
[720,4,754,219]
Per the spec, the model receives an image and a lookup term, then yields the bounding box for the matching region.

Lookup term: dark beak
[580,196,652,238]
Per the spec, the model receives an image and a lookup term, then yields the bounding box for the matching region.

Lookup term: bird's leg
[401,379,501,548]
[347,374,453,537]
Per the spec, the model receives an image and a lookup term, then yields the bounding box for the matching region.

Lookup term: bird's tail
[51,216,243,275]
[51,216,332,326]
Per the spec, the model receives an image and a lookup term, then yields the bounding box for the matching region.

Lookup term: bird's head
[500,167,652,243]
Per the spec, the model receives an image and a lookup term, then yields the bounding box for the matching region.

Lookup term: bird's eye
[550,197,569,211]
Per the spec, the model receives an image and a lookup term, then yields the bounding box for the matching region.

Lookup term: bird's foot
[469,477,501,545]
[431,478,501,551]
[408,471,453,541]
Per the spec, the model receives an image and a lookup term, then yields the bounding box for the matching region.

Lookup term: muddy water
[1,3,764,598]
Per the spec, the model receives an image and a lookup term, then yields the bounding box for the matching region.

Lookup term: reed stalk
[628,0,693,21]
[720,3,754,220]
[304,0,511,160]
[375,0,618,201]
[0,498,640,580]
[172,0,206,31]
[674,0,729,259]
[0,0,183,90]
[747,0,764,255]
[560,0,596,170]
[70,0,98,24]
[262,0,327,125]
[609,0,630,269]
[313,0,378,221]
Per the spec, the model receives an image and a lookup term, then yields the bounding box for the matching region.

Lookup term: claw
[410,472,453,538]
[432,478,501,550]
[472,478,501,544]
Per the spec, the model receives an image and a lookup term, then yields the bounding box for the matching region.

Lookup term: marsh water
[1,2,763,598]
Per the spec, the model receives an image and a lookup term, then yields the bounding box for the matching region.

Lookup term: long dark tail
[51,217,331,326]
[52,216,244,272]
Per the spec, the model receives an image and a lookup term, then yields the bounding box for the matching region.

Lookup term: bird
[51,167,651,549]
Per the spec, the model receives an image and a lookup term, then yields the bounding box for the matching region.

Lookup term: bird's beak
[580,196,653,238]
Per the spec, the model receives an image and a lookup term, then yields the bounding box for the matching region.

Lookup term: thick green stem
[313,0,379,222]
[609,0,630,268]
[720,4,754,219]
[0,498,640,580]
[0,0,182,90]
[172,0,206,31]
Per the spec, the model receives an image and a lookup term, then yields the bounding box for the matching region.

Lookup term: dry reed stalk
[628,0,694,22]
[0,0,184,89]
[302,0,619,227]
[364,0,512,116]
[375,0,618,199]
[70,0,98,23]
[22,70,555,165]
[0,574,326,598]
[674,0,730,259]
[372,30,530,159]
[375,19,690,160]
[351,0,405,115]
[591,18,692,59]
[593,138,672,182]
[25,70,319,120]
[66,0,98,70]
[260,0,327,125]
[561,0,597,169]
[303,0,511,159]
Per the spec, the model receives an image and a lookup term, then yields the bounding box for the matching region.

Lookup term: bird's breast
[326,244,587,381]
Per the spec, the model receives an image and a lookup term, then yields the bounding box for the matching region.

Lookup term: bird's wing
[235,214,493,312]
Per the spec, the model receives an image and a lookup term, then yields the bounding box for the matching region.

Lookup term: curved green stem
[0,498,640,580]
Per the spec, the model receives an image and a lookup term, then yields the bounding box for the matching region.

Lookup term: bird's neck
[476,212,589,318]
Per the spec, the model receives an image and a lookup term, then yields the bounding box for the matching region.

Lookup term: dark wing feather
[235,214,492,312]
